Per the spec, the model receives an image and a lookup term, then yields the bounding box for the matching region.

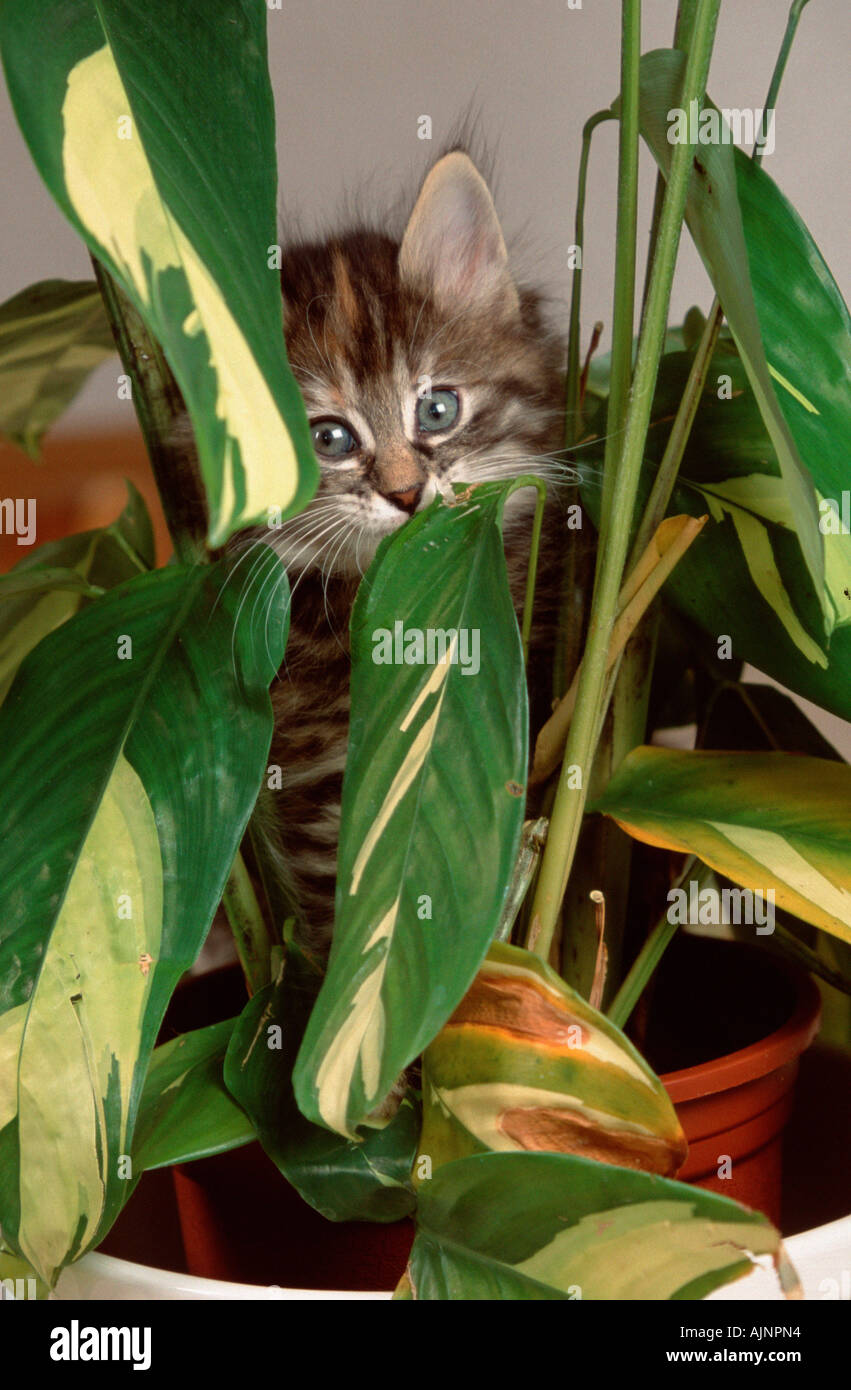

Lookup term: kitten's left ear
[399,151,520,317]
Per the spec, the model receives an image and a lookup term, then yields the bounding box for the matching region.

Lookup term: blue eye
[417,389,460,433]
[311,419,358,459]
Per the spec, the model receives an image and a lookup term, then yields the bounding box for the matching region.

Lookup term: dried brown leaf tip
[449,485,477,506]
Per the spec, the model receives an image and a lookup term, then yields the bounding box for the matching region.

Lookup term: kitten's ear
[399,152,520,317]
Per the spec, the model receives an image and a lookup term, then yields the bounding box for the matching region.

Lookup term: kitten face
[266,153,564,579]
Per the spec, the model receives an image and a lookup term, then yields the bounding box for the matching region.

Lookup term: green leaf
[734,150,851,643]
[404,1153,789,1300]
[224,944,418,1223]
[420,942,686,1178]
[0,546,288,1285]
[294,483,528,1138]
[0,279,115,458]
[0,567,105,600]
[583,338,851,720]
[133,1019,255,1172]
[592,747,851,945]
[0,1250,50,1300]
[631,50,826,642]
[0,481,153,706]
[0,0,317,545]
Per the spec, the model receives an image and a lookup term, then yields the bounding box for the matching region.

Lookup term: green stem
[599,2,641,536]
[528,0,721,963]
[627,299,723,571]
[91,256,208,566]
[565,111,615,446]
[641,1,699,309]
[756,0,811,166]
[509,477,548,666]
[628,0,812,579]
[222,848,274,995]
[606,855,708,1029]
[496,818,548,944]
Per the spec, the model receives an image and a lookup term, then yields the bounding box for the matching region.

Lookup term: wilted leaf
[420,941,686,1178]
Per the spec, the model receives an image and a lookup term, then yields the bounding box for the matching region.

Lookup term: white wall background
[1,0,849,430]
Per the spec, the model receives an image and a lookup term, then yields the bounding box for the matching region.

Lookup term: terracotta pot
[657,939,822,1227]
[171,1145,414,1290]
[155,963,415,1290]
[151,938,821,1288]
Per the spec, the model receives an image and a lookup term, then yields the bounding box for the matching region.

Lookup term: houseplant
[0,0,848,1300]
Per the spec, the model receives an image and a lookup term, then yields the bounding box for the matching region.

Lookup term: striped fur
[240,153,578,949]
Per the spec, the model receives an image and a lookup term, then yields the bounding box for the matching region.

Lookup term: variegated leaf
[420,942,686,1179]
[0,482,153,706]
[631,50,826,634]
[0,548,288,1285]
[583,334,851,719]
[0,279,114,457]
[0,0,317,545]
[592,747,851,945]
[294,482,529,1138]
[224,944,419,1222]
[402,1152,793,1301]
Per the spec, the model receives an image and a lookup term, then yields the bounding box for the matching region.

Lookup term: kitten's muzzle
[383,483,424,515]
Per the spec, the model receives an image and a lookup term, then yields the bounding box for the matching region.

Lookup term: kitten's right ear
[399,152,520,318]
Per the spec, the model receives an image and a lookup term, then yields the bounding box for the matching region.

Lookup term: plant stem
[640,1,696,310]
[557,105,610,702]
[90,256,208,565]
[565,111,615,446]
[628,0,812,579]
[756,0,811,166]
[607,855,708,1029]
[626,302,723,571]
[517,479,547,666]
[496,818,548,944]
[222,849,274,995]
[598,2,641,536]
[528,0,721,963]
[532,515,706,783]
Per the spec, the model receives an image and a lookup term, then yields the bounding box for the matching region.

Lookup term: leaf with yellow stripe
[294,482,528,1138]
[401,1153,795,1300]
[0,0,317,545]
[0,546,288,1285]
[631,50,825,628]
[0,482,153,707]
[583,327,851,720]
[419,942,686,1179]
[592,747,851,945]
[0,279,114,458]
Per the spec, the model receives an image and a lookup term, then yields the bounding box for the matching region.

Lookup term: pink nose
[385,484,423,514]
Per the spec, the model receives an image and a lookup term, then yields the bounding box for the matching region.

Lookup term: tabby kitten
[252,151,570,949]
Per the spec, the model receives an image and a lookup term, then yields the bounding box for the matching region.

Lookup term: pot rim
[55,1213,851,1301]
[659,943,822,1102]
